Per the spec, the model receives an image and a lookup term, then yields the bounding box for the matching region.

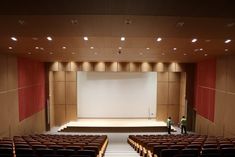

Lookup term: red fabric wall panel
[18,58,45,121]
[195,59,216,122]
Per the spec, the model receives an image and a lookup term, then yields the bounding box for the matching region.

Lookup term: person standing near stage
[167,117,173,134]
[180,116,187,134]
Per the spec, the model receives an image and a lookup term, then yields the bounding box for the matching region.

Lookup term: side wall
[0,54,45,138]
[195,55,235,137]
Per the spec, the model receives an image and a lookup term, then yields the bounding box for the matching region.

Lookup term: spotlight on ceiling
[225,39,231,43]
[192,38,197,43]
[84,37,88,41]
[11,37,17,41]
[47,36,52,41]
[157,37,162,42]
[121,37,125,41]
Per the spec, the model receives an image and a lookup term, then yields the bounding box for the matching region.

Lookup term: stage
[58,119,173,132]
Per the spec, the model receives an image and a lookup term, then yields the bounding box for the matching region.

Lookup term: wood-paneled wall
[195,55,235,138]
[0,54,45,138]
[156,72,183,123]
[53,71,77,126]
[48,62,186,72]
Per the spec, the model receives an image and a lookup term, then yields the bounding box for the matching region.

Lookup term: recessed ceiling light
[90,46,94,49]
[94,52,98,55]
[183,53,187,56]
[225,49,228,52]
[173,48,177,51]
[121,37,125,41]
[49,52,53,55]
[35,46,39,49]
[40,47,44,51]
[71,19,78,25]
[139,52,143,55]
[157,37,162,42]
[146,47,150,50]
[8,46,13,50]
[199,48,203,51]
[28,52,31,55]
[32,37,38,41]
[11,37,17,41]
[47,36,52,41]
[225,39,231,43]
[62,46,66,50]
[71,52,76,55]
[84,37,88,41]
[204,53,208,56]
[161,53,165,55]
[118,47,122,50]
[192,38,197,43]
[194,48,199,52]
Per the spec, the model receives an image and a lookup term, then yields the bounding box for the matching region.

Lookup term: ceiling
[0,0,235,62]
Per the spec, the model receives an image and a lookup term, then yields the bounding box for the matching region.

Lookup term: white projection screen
[77,72,157,118]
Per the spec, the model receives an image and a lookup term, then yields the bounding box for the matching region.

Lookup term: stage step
[104,143,139,157]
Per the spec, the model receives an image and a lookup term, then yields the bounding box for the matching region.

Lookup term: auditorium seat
[153,145,168,157]
[77,150,96,157]
[221,147,235,156]
[161,148,180,157]
[0,147,13,155]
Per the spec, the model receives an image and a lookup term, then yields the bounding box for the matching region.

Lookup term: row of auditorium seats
[128,134,235,157]
[0,134,108,157]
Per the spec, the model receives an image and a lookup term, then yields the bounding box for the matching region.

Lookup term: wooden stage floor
[58,119,171,132]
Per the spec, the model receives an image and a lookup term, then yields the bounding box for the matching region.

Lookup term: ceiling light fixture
[192,38,197,43]
[139,52,143,55]
[200,48,203,51]
[49,52,53,55]
[84,37,88,41]
[90,46,94,49]
[118,47,122,50]
[28,52,31,55]
[11,37,17,41]
[121,37,125,41]
[157,37,162,42]
[146,47,150,50]
[62,46,66,50]
[204,53,208,56]
[161,53,165,55]
[184,53,187,56]
[225,39,231,43]
[94,52,98,55]
[35,46,39,49]
[225,49,228,52]
[47,36,52,41]
[173,48,177,51]
[72,52,75,55]
[8,46,13,50]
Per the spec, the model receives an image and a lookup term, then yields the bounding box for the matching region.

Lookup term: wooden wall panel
[66,71,76,82]
[179,72,186,119]
[66,82,77,105]
[54,82,65,105]
[169,72,180,82]
[156,104,168,121]
[169,83,180,104]
[82,62,93,71]
[117,62,130,72]
[140,62,152,72]
[54,71,65,82]
[0,54,45,138]
[66,105,77,121]
[168,104,179,123]
[7,56,18,90]
[106,62,118,72]
[157,82,168,104]
[227,57,235,93]
[153,63,164,72]
[157,72,169,81]
[54,104,66,125]
[94,62,106,72]
[130,62,140,72]
[0,54,7,92]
